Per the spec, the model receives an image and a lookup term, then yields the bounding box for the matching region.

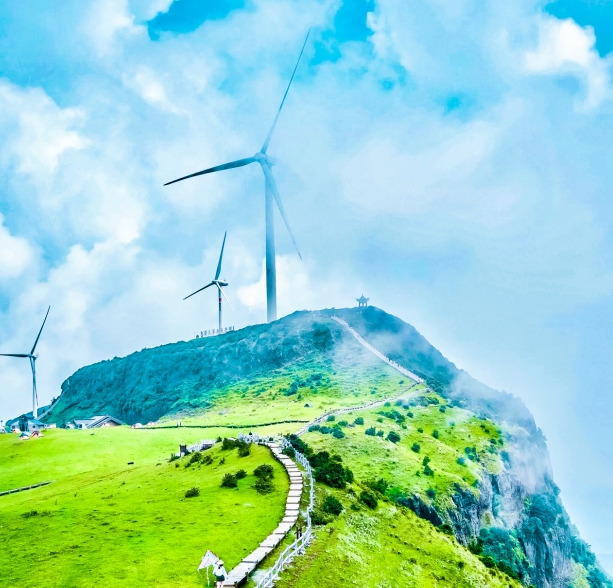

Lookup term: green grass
[302,393,504,509]
[0,429,288,587]
[272,500,522,588]
[161,356,408,430]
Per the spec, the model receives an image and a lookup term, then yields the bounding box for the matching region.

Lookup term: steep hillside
[40,307,610,588]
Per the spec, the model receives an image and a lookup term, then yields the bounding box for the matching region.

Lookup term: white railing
[330,316,424,383]
[254,437,315,588]
[194,326,235,339]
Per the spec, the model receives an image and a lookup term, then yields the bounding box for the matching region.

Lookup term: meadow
[0,428,288,587]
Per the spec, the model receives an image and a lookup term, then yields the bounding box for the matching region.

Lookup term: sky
[0,0,612,570]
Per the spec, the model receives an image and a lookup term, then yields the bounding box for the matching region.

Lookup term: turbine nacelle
[215,279,228,288]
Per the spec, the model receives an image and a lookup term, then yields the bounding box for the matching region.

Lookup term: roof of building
[356,294,370,303]
[72,415,124,429]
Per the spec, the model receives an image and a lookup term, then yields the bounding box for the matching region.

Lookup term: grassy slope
[0,429,288,588]
[274,503,521,588]
[303,393,504,507]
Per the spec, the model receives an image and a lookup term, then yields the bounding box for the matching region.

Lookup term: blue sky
[1,0,613,570]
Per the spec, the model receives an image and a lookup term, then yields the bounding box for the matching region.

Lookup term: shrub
[376,430,384,437]
[222,438,236,450]
[221,474,237,488]
[439,406,446,413]
[169,454,180,462]
[185,487,200,498]
[411,443,421,453]
[282,447,296,459]
[332,428,345,439]
[457,457,466,466]
[308,424,321,432]
[338,420,348,427]
[424,464,434,476]
[319,426,332,434]
[365,427,376,436]
[387,431,401,444]
[315,461,352,489]
[326,415,336,422]
[254,478,275,494]
[407,411,414,418]
[354,417,364,425]
[481,555,496,569]
[367,479,389,494]
[235,469,247,480]
[322,495,343,516]
[417,427,424,433]
[311,508,332,525]
[254,464,274,480]
[238,442,251,457]
[426,488,436,499]
[359,491,378,509]
[432,430,440,439]
[189,452,202,464]
[287,434,312,457]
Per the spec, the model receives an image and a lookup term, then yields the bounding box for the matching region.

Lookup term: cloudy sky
[1,0,612,569]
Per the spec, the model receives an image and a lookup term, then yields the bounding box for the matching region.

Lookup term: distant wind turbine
[0,306,50,420]
[165,31,310,323]
[184,232,235,333]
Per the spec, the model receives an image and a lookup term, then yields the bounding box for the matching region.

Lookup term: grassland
[159,355,407,429]
[273,501,522,588]
[302,392,504,507]
[0,428,288,588]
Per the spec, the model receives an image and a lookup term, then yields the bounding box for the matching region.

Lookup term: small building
[6,415,50,433]
[70,415,124,430]
[357,294,370,308]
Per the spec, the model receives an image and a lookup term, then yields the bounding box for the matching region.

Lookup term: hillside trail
[221,315,431,586]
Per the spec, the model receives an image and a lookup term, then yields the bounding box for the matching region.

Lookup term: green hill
[17,307,612,588]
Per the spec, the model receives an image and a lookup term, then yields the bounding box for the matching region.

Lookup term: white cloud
[0,80,88,178]
[84,0,141,56]
[0,215,35,280]
[526,16,612,110]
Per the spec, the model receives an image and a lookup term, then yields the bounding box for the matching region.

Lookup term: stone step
[242,546,273,564]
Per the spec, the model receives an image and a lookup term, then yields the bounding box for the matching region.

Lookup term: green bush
[221,474,237,488]
[189,452,202,464]
[238,442,251,457]
[359,491,378,509]
[367,479,389,494]
[407,411,414,418]
[308,424,321,432]
[222,438,236,451]
[254,464,274,480]
[354,417,364,425]
[235,469,247,479]
[338,420,348,427]
[282,446,296,458]
[376,430,384,437]
[457,457,466,466]
[439,406,446,413]
[426,488,436,499]
[311,508,332,525]
[365,427,376,436]
[322,495,343,516]
[411,443,421,453]
[387,431,401,444]
[326,415,336,422]
[254,478,275,494]
[332,428,345,439]
[418,427,424,433]
[185,487,200,498]
[432,430,440,439]
[424,464,434,476]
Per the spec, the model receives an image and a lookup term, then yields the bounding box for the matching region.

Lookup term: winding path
[221,315,427,586]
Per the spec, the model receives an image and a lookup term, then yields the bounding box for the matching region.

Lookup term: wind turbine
[184,232,235,333]
[165,32,310,323]
[0,306,50,420]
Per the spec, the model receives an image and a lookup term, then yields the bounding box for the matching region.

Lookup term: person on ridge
[214,560,227,587]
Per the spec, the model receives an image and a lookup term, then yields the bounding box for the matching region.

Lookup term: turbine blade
[183,281,215,301]
[0,353,29,358]
[262,164,302,259]
[261,30,310,154]
[215,232,227,281]
[164,157,256,186]
[219,287,237,315]
[30,306,50,355]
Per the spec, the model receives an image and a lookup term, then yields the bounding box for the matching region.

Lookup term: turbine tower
[165,32,310,323]
[184,232,235,332]
[0,306,50,419]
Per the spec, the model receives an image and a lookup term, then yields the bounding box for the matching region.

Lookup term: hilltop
[24,307,613,587]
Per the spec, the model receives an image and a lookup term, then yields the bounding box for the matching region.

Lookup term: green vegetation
[272,502,522,588]
[0,428,287,587]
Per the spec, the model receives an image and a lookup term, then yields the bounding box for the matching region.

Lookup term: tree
[360,491,378,509]
[322,495,343,516]
[387,431,401,444]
